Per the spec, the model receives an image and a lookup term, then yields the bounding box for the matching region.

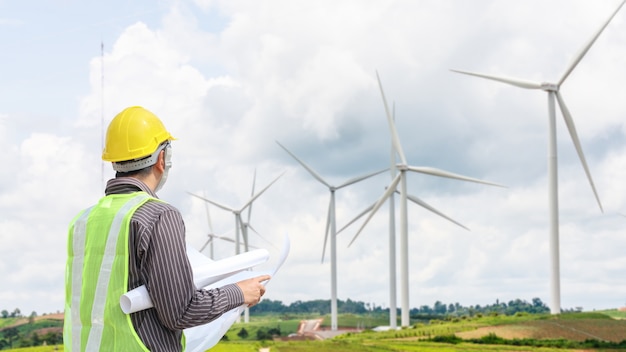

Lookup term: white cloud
[2,0,626,316]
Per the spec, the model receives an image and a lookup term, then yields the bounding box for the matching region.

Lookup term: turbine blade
[187,191,235,213]
[208,232,259,249]
[276,141,331,188]
[555,92,603,212]
[199,238,212,252]
[337,201,376,235]
[558,0,626,86]
[406,166,506,188]
[202,190,214,233]
[321,199,332,263]
[376,71,408,165]
[336,168,388,189]
[211,234,236,244]
[348,173,402,247]
[248,169,257,224]
[246,224,274,247]
[450,69,542,90]
[240,171,284,211]
[402,191,469,231]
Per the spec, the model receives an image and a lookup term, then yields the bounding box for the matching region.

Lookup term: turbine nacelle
[540,82,559,92]
[396,163,409,171]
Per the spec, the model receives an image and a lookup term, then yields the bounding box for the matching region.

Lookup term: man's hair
[115,166,152,178]
[114,154,156,178]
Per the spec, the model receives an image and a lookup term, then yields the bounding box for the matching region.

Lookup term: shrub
[430,335,462,344]
[237,328,249,339]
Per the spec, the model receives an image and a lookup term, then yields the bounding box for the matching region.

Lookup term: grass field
[4,310,626,351]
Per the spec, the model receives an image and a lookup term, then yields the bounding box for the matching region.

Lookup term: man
[64,106,270,351]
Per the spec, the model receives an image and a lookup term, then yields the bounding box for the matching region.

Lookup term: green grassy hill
[4,310,626,351]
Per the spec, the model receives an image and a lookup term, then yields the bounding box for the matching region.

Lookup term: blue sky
[1,0,626,317]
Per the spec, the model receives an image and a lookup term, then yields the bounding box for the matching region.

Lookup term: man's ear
[154,150,165,173]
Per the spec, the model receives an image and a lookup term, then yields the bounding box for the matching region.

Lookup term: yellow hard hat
[102,106,175,162]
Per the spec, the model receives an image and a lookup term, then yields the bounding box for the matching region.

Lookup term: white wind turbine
[188,171,283,255]
[196,197,255,259]
[368,103,476,328]
[276,141,386,331]
[450,0,624,314]
[346,72,504,327]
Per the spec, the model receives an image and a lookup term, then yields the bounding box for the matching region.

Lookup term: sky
[1,0,626,317]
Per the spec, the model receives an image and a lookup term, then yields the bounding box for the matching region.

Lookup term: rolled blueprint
[120,247,270,314]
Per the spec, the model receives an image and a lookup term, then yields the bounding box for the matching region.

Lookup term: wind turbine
[345,72,504,327]
[195,190,260,259]
[188,171,283,255]
[276,141,386,331]
[339,102,469,329]
[450,0,624,314]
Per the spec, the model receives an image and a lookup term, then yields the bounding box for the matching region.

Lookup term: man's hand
[236,275,271,307]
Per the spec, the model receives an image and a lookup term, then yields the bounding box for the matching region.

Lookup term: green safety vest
[64,192,164,351]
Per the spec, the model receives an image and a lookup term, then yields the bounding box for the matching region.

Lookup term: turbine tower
[450,1,624,313]
[276,141,386,331]
[346,72,504,327]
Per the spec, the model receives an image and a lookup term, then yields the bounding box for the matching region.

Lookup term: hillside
[455,313,626,342]
[4,310,626,351]
[0,314,63,331]
[0,314,63,349]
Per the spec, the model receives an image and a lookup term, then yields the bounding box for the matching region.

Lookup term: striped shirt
[104,177,244,351]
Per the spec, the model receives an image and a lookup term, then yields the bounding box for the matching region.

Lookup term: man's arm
[144,208,244,330]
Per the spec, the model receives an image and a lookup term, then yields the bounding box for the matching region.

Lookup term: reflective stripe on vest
[66,192,151,351]
[69,206,93,352]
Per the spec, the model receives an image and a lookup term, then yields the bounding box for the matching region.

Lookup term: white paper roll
[120,247,270,314]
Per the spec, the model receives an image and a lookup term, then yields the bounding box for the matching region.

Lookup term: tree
[42,332,62,345]
[447,303,455,314]
[11,308,21,318]
[433,301,447,315]
[2,327,19,348]
[250,299,286,314]
[237,328,249,339]
[31,332,41,346]
[419,305,432,314]
[28,311,37,324]
[1,310,8,319]
[532,297,548,313]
